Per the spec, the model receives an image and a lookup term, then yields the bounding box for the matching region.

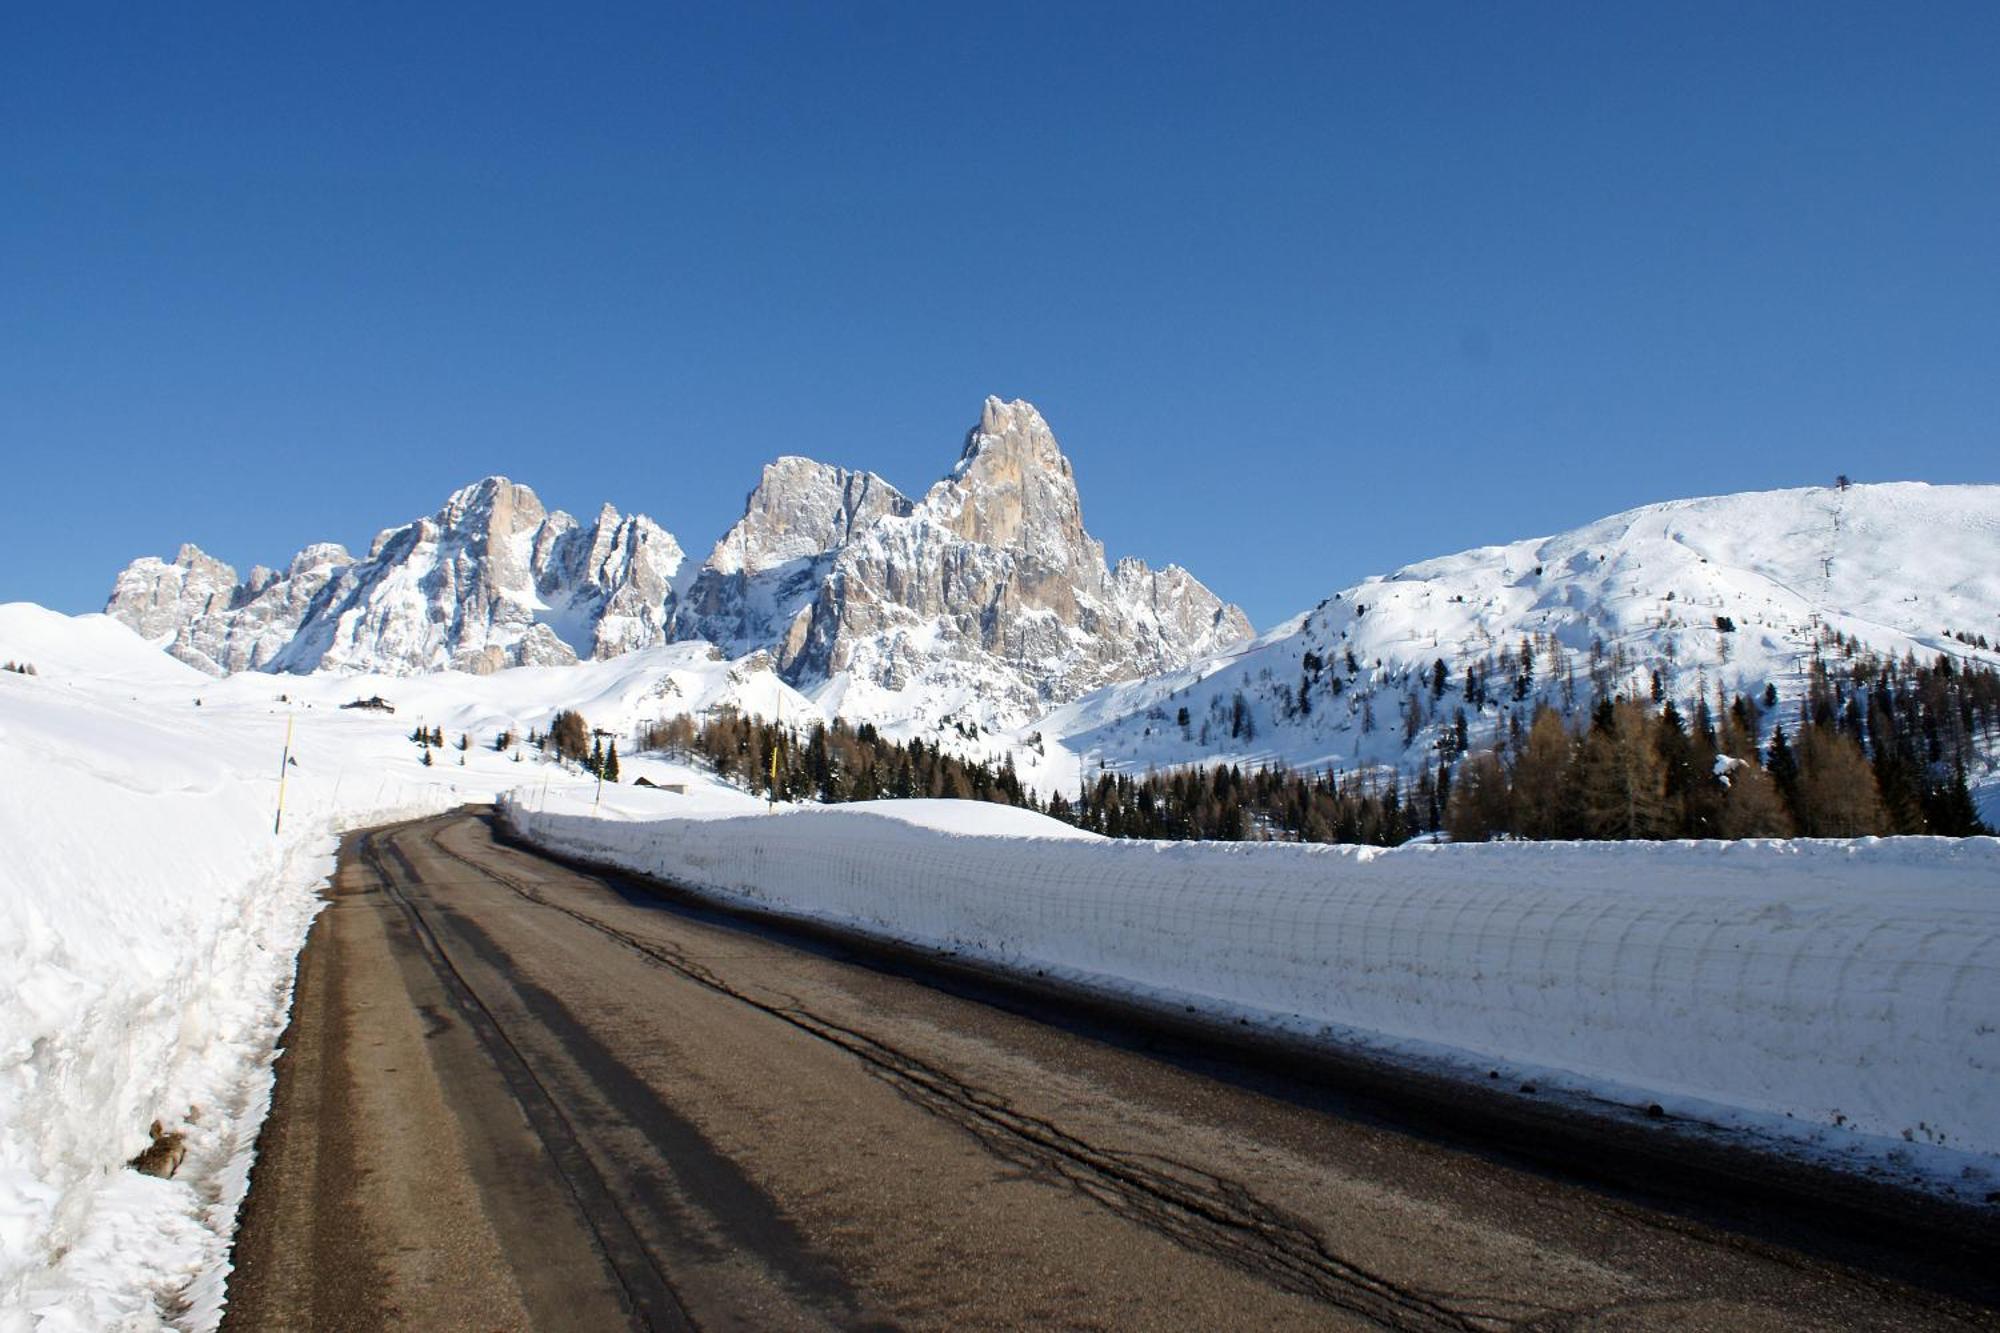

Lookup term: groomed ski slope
[505,791,2000,1200]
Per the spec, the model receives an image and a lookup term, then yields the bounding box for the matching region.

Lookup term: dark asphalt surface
[222,809,1999,1331]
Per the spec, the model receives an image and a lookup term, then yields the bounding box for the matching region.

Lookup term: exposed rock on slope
[674,457,913,661]
[107,479,684,676]
[683,397,1254,726]
[105,543,356,674]
[104,399,1251,708]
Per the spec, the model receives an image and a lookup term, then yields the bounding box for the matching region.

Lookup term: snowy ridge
[1043,482,2000,798]
[104,399,1251,735]
[502,793,2000,1196]
[107,478,686,678]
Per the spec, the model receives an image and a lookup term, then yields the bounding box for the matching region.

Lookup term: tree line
[634,710,1430,844]
[1444,646,1994,841]
[619,645,1994,845]
[637,711,1033,807]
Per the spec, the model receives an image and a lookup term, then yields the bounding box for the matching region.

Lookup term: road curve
[222,809,1998,1331]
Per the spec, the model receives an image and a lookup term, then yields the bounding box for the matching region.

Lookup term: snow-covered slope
[1042,482,2000,790]
[0,603,827,1328]
[106,479,685,677]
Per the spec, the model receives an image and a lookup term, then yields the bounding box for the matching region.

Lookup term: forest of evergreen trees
[1444,641,1993,841]
[635,712,1033,807]
[620,642,1994,845]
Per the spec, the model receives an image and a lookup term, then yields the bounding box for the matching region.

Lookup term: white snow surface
[0,605,805,1330]
[504,795,2000,1199]
[1041,482,2000,805]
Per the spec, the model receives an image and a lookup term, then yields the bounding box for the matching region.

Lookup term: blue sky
[4,3,1996,629]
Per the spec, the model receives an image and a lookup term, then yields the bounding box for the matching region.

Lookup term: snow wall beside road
[501,796,2000,1181]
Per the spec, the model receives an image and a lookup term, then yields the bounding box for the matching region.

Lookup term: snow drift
[503,797,2000,1189]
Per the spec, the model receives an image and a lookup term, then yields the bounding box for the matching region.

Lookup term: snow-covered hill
[1040,482,2000,803]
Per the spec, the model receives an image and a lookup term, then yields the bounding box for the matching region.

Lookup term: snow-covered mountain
[107,478,685,676]
[674,455,915,661]
[109,397,1252,726]
[1043,482,2000,787]
[678,397,1254,728]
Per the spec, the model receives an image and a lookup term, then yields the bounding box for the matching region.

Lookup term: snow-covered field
[506,794,2000,1201]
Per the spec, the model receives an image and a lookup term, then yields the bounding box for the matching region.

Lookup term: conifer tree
[1576,699,1671,839]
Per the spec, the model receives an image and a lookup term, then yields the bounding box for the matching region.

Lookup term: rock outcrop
[105,398,1250,714]
[677,397,1253,725]
[107,479,684,676]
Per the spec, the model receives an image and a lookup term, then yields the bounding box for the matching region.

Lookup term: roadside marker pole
[274,713,295,836]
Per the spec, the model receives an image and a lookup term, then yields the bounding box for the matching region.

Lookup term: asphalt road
[222,809,1998,1331]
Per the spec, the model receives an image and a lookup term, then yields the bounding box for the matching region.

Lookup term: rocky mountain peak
[108,479,685,676]
[937,397,1084,553]
[436,475,543,531]
[705,456,911,577]
[765,397,1251,725]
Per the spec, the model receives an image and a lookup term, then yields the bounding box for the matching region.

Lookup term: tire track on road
[359,829,693,1332]
[426,820,1488,1332]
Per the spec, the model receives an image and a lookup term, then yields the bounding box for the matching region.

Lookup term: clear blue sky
[4,3,1996,629]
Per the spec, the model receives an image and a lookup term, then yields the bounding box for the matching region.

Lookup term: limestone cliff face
[104,398,1249,711]
[674,457,912,661]
[105,542,355,674]
[678,397,1253,726]
[106,479,684,676]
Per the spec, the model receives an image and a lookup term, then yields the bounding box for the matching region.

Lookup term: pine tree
[1718,761,1792,838]
[1791,724,1889,836]
[1766,725,1800,815]
[1444,751,1510,842]
[549,710,591,764]
[1510,706,1575,839]
[604,741,620,784]
[1575,699,1671,839]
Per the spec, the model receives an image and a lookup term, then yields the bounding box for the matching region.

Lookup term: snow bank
[0,606,526,1330]
[503,797,2000,1191]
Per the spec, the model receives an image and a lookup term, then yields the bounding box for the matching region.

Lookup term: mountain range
[106,398,1252,729]
[103,401,2000,807]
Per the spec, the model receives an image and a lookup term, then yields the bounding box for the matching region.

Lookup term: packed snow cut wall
[503,796,2000,1191]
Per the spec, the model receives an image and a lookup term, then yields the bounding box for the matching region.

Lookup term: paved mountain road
[222,810,1996,1331]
